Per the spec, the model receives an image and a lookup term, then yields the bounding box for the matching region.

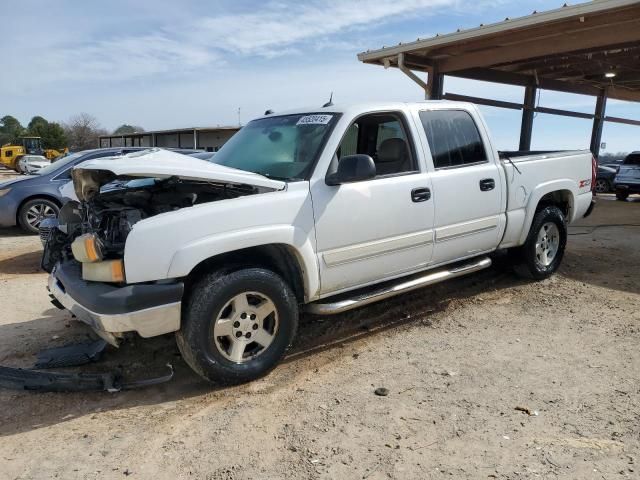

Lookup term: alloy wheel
[26,203,57,229]
[535,222,560,267]
[212,291,279,363]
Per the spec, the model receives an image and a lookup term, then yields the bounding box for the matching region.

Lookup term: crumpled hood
[71,148,286,201]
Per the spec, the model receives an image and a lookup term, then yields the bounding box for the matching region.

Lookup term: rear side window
[420,110,487,169]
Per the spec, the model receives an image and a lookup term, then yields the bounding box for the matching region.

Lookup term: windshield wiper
[259,172,290,181]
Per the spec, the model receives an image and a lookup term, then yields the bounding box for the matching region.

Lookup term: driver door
[310,112,435,296]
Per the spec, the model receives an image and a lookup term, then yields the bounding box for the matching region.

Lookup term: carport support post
[519,84,537,151]
[429,69,444,100]
[590,90,608,158]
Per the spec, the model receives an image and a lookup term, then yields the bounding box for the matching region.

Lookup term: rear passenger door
[419,109,502,265]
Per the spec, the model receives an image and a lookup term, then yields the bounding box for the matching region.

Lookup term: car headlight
[0,188,11,197]
[82,259,125,283]
[71,233,104,263]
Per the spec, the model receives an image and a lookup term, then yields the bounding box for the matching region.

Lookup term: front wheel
[177,267,299,385]
[513,206,567,280]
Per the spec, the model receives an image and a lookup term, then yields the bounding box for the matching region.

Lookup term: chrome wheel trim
[26,203,56,228]
[535,222,560,267]
[594,179,608,193]
[212,291,279,364]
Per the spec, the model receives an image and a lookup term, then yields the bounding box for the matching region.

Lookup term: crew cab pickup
[44,102,596,384]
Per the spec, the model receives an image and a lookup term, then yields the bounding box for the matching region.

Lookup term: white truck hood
[72,148,285,201]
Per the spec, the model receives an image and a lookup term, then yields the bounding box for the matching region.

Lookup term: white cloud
[191,0,457,56]
[2,0,467,92]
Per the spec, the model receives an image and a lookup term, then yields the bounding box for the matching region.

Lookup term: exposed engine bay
[42,175,259,275]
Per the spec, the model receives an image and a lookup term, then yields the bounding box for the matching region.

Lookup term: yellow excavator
[0,137,68,171]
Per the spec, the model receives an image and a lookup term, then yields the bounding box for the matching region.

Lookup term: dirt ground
[0,168,639,479]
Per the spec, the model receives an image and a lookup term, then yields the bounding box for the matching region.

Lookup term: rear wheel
[176,267,298,385]
[513,206,567,280]
[616,192,629,201]
[18,198,59,234]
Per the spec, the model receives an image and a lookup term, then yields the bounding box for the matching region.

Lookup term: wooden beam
[534,106,594,120]
[499,45,640,73]
[605,115,640,127]
[606,87,640,102]
[447,68,602,97]
[441,93,523,110]
[437,18,640,73]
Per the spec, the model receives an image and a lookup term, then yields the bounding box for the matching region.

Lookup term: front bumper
[48,261,183,345]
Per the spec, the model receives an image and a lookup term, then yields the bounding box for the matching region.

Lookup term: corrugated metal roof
[358,0,638,62]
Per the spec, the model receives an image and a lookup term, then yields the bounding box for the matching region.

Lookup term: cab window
[335,113,416,177]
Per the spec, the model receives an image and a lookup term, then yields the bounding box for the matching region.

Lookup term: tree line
[0,114,144,152]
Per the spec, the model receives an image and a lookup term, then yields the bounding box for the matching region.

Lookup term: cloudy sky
[2,0,638,153]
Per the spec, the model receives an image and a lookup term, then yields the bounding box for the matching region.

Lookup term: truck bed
[499,150,587,161]
[497,149,594,249]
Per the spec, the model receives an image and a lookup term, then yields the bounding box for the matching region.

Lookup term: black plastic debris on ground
[35,339,108,369]
[0,364,174,393]
[0,366,120,392]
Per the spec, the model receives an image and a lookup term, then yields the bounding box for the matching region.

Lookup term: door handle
[411,187,431,203]
[479,178,495,191]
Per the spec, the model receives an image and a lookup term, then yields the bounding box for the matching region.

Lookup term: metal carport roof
[358,0,640,155]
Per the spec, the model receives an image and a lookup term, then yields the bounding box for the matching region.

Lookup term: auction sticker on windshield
[296,115,333,126]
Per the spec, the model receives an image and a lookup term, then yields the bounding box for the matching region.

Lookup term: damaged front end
[44,151,281,345]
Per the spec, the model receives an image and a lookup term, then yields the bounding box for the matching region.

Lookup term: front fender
[167,225,320,300]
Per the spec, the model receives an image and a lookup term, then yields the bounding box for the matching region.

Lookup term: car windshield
[212,113,337,180]
[35,151,85,176]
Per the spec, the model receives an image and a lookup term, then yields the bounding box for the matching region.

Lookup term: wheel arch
[183,243,310,305]
[518,183,576,245]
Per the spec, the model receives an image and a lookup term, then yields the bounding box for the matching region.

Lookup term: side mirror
[326,154,376,186]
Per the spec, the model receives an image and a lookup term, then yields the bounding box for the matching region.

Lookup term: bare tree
[63,113,107,151]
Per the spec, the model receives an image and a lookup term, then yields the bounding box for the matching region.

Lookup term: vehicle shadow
[0,226,32,238]
[0,264,525,438]
[0,250,44,275]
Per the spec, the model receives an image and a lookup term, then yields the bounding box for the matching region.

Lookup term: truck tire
[616,192,629,201]
[176,267,299,385]
[18,198,60,234]
[513,206,567,280]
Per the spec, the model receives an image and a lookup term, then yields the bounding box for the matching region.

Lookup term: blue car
[613,152,640,201]
[0,147,197,234]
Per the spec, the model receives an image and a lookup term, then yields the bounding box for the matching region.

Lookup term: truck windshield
[212,113,337,181]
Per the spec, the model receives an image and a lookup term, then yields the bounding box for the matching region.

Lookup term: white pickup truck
[44,101,596,384]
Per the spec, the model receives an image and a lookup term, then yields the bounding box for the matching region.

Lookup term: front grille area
[39,226,52,246]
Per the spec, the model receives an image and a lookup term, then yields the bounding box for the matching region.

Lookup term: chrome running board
[306,256,492,315]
